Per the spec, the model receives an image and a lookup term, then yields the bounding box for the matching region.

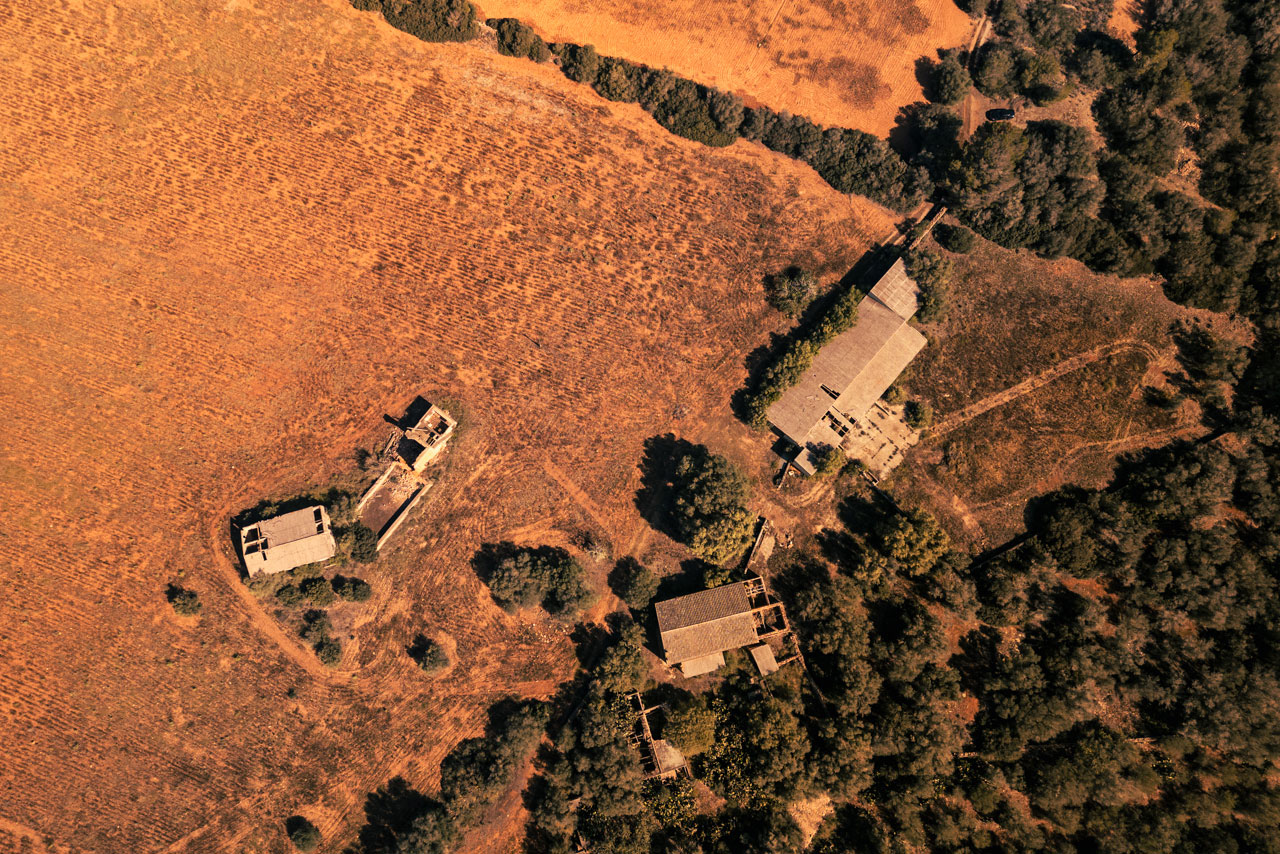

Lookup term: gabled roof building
[767,258,927,474]
[240,505,336,577]
[654,579,790,677]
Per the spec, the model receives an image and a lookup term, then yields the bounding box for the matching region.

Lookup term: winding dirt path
[931,339,1162,438]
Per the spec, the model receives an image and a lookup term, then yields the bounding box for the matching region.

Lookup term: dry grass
[0,1,893,852]
[889,234,1228,545]
[479,0,974,135]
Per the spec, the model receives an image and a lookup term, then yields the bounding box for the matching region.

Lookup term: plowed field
[481,0,974,135]
[0,1,890,852]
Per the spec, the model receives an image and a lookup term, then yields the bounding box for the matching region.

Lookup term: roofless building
[767,258,927,475]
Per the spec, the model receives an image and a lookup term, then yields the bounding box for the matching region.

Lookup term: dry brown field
[889,236,1231,545]
[479,0,974,135]
[0,1,894,852]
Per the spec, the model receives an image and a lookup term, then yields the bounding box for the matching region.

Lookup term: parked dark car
[986,108,1016,121]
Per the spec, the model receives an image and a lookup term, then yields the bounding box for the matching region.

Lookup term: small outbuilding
[239,505,336,577]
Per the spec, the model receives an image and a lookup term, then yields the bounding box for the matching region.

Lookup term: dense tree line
[948,0,1280,320]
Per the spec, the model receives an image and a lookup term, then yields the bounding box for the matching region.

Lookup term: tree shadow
[356,777,443,854]
[914,55,939,101]
[634,434,705,538]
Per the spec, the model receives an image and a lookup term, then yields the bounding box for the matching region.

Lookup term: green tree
[611,557,659,609]
[671,447,755,565]
[408,634,450,673]
[904,248,952,322]
[763,266,816,316]
[663,695,716,756]
[594,620,648,695]
[934,53,973,104]
[165,584,201,616]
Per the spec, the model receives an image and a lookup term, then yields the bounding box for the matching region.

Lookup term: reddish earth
[0,1,891,852]
[481,0,976,135]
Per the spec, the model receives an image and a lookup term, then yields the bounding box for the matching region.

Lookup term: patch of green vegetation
[165,584,201,617]
[473,542,594,616]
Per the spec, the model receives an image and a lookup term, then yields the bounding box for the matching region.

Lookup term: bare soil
[481,0,975,135]
[0,1,892,852]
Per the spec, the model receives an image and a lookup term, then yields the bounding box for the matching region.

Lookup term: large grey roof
[868,258,920,320]
[655,583,758,665]
[767,296,926,447]
[242,506,336,576]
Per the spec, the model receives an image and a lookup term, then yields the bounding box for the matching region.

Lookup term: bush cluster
[478,543,594,615]
[353,0,480,43]
[738,281,864,429]
[407,634,450,673]
[487,17,551,61]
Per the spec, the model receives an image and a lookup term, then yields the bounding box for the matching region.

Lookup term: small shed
[749,644,780,676]
[240,505,335,577]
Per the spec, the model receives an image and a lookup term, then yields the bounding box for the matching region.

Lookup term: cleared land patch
[479,0,974,135]
[0,0,891,852]
[891,236,1225,544]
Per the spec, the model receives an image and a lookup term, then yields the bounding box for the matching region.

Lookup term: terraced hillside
[0,1,892,852]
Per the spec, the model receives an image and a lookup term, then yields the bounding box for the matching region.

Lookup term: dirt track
[931,339,1162,437]
[0,1,894,852]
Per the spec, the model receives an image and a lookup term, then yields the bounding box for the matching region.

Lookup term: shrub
[300,575,335,606]
[905,247,953,322]
[314,638,342,667]
[166,584,202,616]
[904,399,935,429]
[611,557,659,609]
[332,574,373,602]
[285,816,321,852]
[347,523,379,564]
[935,223,976,253]
[488,18,550,61]
[810,444,847,478]
[300,609,331,643]
[276,584,303,607]
[934,53,973,105]
[763,266,816,316]
[480,544,594,615]
[408,634,450,673]
[377,0,480,43]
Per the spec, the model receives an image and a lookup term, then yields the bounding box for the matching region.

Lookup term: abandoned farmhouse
[239,505,336,577]
[767,258,927,475]
[654,578,789,677]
